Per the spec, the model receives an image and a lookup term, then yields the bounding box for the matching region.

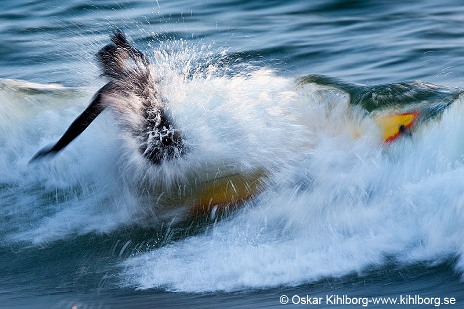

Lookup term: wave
[120,80,464,292]
[120,93,464,291]
[1,53,463,292]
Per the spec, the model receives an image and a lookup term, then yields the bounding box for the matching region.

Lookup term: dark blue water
[1,0,464,308]
[3,0,464,86]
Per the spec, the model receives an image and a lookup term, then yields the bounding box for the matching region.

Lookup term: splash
[0,56,309,244]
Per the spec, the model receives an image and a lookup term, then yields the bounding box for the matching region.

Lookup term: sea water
[1,1,464,308]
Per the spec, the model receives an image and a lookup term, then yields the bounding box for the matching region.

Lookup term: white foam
[0,81,141,244]
[0,78,65,91]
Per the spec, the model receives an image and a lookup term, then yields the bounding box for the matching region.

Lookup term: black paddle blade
[29,85,109,163]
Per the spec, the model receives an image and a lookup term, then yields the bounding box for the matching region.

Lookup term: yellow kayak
[29,36,451,218]
[185,110,422,213]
